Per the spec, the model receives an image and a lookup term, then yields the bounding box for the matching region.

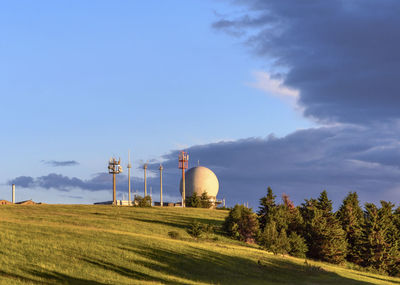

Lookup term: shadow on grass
[79,257,187,285]
[109,244,374,285]
[27,269,105,285]
[353,272,400,284]
[0,269,104,285]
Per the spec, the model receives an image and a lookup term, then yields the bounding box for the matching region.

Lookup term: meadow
[0,205,399,285]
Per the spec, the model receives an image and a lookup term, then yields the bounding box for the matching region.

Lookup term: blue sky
[2,1,399,208]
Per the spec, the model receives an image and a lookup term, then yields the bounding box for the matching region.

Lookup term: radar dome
[179,166,219,199]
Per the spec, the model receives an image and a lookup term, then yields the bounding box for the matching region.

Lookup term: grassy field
[0,205,399,285]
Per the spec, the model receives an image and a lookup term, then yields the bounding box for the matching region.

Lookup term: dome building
[179,166,219,204]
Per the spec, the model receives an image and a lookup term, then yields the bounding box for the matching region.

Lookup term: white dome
[179,166,219,198]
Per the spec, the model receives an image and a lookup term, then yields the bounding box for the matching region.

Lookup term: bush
[187,222,204,239]
[168,231,180,239]
[223,204,259,242]
[134,195,152,207]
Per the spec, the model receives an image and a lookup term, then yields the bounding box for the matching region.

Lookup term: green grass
[0,205,399,284]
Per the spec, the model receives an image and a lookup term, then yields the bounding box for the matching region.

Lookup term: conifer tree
[224,204,259,242]
[200,192,212,208]
[186,192,201,207]
[361,202,400,275]
[300,191,347,264]
[258,187,276,230]
[337,192,364,264]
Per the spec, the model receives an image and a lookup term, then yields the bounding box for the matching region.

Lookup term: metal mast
[143,163,148,197]
[159,164,163,207]
[108,157,123,205]
[127,150,132,206]
[178,151,189,207]
[12,184,15,204]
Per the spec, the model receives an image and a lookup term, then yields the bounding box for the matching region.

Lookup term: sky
[1,0,400,209]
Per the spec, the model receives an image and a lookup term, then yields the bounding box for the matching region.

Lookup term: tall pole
[128,150,132,206]
[12,184,15,204]
[159,165,163,207]
[178,151,188,208]
[113,173,116,205]
[182,167,185,207]
[144,163,147,197]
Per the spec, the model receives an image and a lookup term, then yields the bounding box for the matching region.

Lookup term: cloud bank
[213,0,400,124]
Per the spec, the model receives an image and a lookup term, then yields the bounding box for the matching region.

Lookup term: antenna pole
[178,151,189,208]
[143,163,148,197]
[127,150,132,206]
[159,164,163,207]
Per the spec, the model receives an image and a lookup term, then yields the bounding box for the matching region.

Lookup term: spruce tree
[186,192,201,207]
[258,186,276,230]
[361,202,400,275]
[223,204,259,242]
[200,192,212,208]
[337,192,364,264]
[300,191,347,264]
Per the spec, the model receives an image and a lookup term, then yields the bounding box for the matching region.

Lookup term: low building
[0,200,12,205]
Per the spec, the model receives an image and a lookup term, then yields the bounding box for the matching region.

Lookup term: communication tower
[127,151,132,206]
[178,151,189,207]
[143,163,148,196]
[108,157,123,205]
[159,164,163,207]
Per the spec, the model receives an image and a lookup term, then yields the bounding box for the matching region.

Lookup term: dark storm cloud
[213,0,400,123]
[42,160,79,167]
[147,125,400,207]
[9,173,113,192]
[9,126,400,207]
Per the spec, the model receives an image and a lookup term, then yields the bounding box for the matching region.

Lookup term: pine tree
[186,192,201,207]
[200,192,212,208]
[288,232,308,258]
[223,204,259,242]
[300,191,347,264]
[361,202,400,275]
[258,187,276,230]
[336,192,364,264]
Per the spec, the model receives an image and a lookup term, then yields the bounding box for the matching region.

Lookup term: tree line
[223,187,400,276]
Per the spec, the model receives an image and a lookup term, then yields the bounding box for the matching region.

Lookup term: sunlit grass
[0,205,399,284]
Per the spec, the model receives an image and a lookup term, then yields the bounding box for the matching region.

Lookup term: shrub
[168,231,180,239]
[187,222,204,239]
[134,195,152,207]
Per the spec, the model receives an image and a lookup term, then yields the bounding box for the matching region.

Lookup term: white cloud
[248,71,300,105]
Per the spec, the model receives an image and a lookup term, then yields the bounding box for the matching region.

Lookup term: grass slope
[0,205,399,285]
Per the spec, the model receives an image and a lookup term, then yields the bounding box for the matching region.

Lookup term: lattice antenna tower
[108,157,123,205]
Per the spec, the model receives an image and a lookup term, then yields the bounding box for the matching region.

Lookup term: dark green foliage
[200,192,212,208]
[288,232,308,258]
[337,192,364,264]
[185,192,212,208]
[258,187,276,230]
[361,202,400,275]
[134,195,152,207]
[223,204,259,242]
[168,231,180,239]
[187,222,203,239]
[185,192,201,208]
[300,192,347,264]
[259,221,279,254]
